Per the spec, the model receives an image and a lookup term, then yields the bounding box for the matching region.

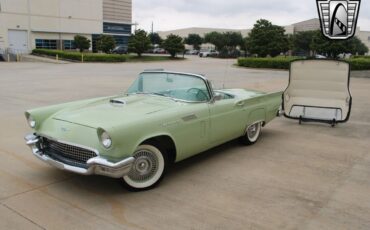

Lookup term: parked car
[186,50,200,55]
[112,46,128,55]
[315,54,327,59]
[199,50,219,57]
[25,70,282,191]
[153,48,167,54]
[337,53,352,59]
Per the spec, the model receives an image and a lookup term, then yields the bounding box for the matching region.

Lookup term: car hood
[53,95,177,128]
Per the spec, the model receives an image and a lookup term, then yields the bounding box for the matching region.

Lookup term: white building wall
[0,0,103,52]
[103,0,131,23]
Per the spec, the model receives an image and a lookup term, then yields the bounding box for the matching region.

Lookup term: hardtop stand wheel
[122,145,167,191]
[240,122,262,145]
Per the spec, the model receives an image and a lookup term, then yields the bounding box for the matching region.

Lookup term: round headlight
[100,131,112,148]
[27,116,36,128]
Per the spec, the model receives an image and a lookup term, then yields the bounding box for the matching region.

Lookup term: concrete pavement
[0,56,369,229]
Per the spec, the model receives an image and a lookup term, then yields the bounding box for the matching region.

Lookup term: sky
[132,0,370,32]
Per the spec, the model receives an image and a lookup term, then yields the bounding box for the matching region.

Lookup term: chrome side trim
[182,114,198,122]
[24,134,134,178]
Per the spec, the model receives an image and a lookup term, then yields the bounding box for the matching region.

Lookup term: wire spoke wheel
[128,150,159,182]
[122,145,165,190]
[240,122,262,145]
[247,123,260,142]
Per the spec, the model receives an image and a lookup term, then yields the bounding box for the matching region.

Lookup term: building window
[92,34,129,52]
[112,35,129,46]
[35,39,57,49]
[63,40,75,50]
[103,22,131,34]
[368,36,370,41]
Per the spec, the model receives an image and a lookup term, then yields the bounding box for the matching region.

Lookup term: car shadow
[60,129,281,194]
[167,129,282,177]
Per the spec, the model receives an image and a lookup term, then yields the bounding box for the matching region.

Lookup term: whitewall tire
[240,122,262,145]
[122,145,166,191]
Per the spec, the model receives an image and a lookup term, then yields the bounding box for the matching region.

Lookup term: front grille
[42,138,97,168]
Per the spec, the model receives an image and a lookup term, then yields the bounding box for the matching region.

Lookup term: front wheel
[239,122,262,145]
[122,145,166,191]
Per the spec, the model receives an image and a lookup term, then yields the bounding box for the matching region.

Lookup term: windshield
[127,72,211,102]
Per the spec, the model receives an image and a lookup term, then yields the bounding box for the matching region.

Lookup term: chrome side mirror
[210,94,222,103]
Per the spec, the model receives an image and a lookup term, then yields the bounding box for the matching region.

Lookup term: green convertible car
[25,70,282,191]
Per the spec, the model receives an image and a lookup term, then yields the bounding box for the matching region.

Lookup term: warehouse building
[0,0,132,53]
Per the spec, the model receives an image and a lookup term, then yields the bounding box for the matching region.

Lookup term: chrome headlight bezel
[26,114,36,128]
[99,130,112,149]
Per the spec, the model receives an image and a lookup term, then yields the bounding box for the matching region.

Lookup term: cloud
[133,0,370,32]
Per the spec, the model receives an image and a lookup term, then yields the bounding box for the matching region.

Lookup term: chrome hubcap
[128,150,158,182]
[247,124,258,139]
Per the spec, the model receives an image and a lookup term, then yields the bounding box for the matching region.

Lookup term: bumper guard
[24,133,135,178]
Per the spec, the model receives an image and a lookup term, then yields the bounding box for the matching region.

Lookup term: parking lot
[0,56,369,230]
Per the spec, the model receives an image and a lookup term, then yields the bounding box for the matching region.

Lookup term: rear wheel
[122,144,166,191]
[239,122,262,145]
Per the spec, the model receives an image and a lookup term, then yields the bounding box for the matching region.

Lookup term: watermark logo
[317,0,361,40]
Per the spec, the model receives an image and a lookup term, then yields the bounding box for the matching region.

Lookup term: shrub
[237,57,300,69]
[32,49,127,62]
[74,35,91,52]
[237,57,370,71]
[162,34,185,57]
[348,58,370,70]
[128,30,151,57]
[352,55,370,59]
[96,35,116,53]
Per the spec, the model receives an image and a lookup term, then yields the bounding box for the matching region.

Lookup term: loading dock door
[8,30,28,53]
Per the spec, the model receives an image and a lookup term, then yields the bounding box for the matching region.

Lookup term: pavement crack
[38,187,133,230]
[2,203,46,230]
[0,176,74,202]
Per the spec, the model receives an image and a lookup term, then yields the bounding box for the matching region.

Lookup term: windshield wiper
[129,92,167,97]
[152,92,168,97]
[127,92,177,101]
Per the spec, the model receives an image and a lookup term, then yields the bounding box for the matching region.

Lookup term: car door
[172,103,210,161]
[208,96,246,145]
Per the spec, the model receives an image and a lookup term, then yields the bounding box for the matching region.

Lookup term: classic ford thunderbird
[25,70,282,191]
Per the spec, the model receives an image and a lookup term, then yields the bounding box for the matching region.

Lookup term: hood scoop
[110,98,126,106]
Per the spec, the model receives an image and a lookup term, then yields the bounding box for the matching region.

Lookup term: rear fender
[248,109,266,126]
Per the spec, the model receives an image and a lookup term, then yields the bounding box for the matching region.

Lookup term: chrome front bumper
[24,134,135,178]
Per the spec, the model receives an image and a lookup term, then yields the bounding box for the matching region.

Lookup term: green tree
[96,35,116,53]
[149,32,163,45]
[309,30,368,57]
[74,35,91,52]
[204,32,226,50]
[128,30,151,57]
[224,32,243,49]
[162,34,185,57]
[240,37,248,52]
[291,30,369,57]
[184,34,203,50]
[245,19,289,57]
[347,36,369,55]
[292,31,317,56]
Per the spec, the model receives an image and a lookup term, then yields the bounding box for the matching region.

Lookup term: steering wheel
[187,88,208,101]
